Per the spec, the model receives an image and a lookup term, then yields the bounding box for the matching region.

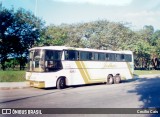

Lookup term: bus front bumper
[27,80,45,88]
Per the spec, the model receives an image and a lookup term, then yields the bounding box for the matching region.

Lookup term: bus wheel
[106,75,114,84]
[57,77,66,89]
[114,75,121,84]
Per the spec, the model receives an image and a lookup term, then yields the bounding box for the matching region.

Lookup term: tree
[134,39,152,69]
[40,25,67,46]
[11,8,44,70]
[143,25,154,43]
[40,20,159,70]
[0,7,14,70]
[151,30,160,69]
[0,6,45,70]
[63,20,137,51]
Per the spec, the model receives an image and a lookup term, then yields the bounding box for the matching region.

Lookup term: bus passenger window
[105,54,109,61]
[125,54,132,62]
[65,50,78,60]
[94,53,99,61]
[121,54,125,61]
[80,51,93,60]
[99,53,105,61]
[45,50,61,60]
[109,53,115,61]
[89,52,93,60]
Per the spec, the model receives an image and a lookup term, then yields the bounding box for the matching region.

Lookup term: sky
[1,0,160,30]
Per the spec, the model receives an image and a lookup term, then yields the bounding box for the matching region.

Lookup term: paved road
[1,75,160,117]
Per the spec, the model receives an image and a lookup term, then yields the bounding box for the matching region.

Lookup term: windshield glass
[33,49,41,68]
[28,49,43,72]
[28,49,63,72]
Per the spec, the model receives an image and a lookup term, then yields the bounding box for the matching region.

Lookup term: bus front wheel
[106,75,114,84]
[56,77,66,89]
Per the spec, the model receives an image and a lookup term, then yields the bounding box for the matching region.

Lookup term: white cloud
[49,0,160,30]
[123,11,160,30]
[52,0,132,6]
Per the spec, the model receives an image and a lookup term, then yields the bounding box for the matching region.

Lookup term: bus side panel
[81,61,133,82]
[62,61,86,86]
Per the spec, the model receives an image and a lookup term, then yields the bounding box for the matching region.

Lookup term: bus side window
[89,52,94,60]
[99,53,105,61]
[121,54,125,61]
[64,51,69,60]
[116,54,121,61]
[116,54,125,62]
[94,53,99,61]
[65,50,78,60]
[105,53,109,61]
[125,54,132,62]
[109,53,115,61]
[80,51,93,60]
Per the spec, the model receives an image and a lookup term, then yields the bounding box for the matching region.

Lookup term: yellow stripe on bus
[75,61,89,83]
[81,61,104,83]
[78,61,105,83]
[126,62,133,78]
[81,61,91,80]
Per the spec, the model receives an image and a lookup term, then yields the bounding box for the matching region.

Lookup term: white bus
[26,46,134,89]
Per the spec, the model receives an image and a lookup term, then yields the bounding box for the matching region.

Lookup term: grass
[0,70,26,82]
[134,70,160,76]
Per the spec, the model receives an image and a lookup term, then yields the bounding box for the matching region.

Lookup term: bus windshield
[28,49,43,72]
[28,49,63,72]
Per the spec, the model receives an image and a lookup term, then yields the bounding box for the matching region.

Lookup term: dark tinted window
[45,50,62,72]
[116,54,125,61]
[124,54,132,62]
[45,50,62,60]
[109,53,115,61]
[65,50,78,60]
[80,51,93,60]
[99,53,105,61]
[94,53,99,60]
[64,50,132,62]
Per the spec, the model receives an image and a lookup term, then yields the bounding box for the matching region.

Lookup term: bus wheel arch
[114,74,121,84]
[106,74,114,84]
[56,76,66,89]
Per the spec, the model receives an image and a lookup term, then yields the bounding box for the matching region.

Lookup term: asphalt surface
[0,74,160,117]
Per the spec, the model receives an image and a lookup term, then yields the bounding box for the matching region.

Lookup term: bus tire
[114,75,121,84]
[56,77,66,89]
[106,74,114,84]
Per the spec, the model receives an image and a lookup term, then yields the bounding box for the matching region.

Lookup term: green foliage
[39,21,160,70]
[0,70,25,82]
[0,5,45,70]
[0,4,160,71]
[52,21,138,51]
[39,25,67,46]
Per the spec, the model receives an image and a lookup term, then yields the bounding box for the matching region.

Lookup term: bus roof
[29,46,133,54]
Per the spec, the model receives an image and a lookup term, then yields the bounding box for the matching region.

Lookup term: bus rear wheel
[56,77,66,89]
[106,75,114,84]
[114,75,121,84]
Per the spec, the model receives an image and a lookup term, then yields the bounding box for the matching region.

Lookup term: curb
[0,86,29,90]
[0,82,30,90]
